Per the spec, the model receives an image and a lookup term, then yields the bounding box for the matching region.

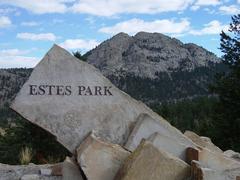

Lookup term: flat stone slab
[187,147,240,171]
[224,150,240,162]
[125,113,195,152]
[77,132,130,180]
[0,163,62,180]
[62,157,83,180]
[21,174,40,180]
[11,44,189,153]
[191,160,223,180]
[191,160,240,180]
[184,130,222,153]
[115,140,191,180]
[147,132,195,163]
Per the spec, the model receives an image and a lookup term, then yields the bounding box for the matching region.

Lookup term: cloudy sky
[0,0,239,68]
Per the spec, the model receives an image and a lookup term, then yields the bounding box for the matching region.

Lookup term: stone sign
[11,44,191,153]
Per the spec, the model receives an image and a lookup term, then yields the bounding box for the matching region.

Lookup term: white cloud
[17,33,57,41]
[190,20,228,35]
[0,49,29,56]
[203,7,216,14]
[0,56,39,68]
[0,8,17,14]
[219,5,240,15]
[0,0,68,14]
[0,48,39,68]
[0,16,11,28]
[195,0,221,6]
[71,0,193,16]
[190,5,200,11]
[21,21,40,26]
[99,18,190,35]
[60,39,99,50]
[191,0,220,11]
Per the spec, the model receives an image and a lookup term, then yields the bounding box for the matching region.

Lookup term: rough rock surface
[62,157,83,180]
[147,132,195,162]
[77,132,130,180]
[11,44,191,153]
[224,150,240,162]
[191,160,223,180]
[115,140,191,180]
[125,113,195,151]
[187,147,240,171]
[0,163,62,180]
[87,32,220,79]
[184,130,222,153]
[191,160,240,180]
[21,174,40,180]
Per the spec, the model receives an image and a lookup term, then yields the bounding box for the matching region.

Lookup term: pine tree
[73,51,87,61]
[210,14,240,151]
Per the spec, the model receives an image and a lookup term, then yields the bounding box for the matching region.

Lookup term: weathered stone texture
[187,146,240,180]
[115,140,190,180]
[0,163,62,180]
[184,131,222,153]
[62,157,83,180]
[224,150,240,162]
[77,132,130,180]
[125,113,195,152]
[147,132,195,163]
[191,160,240,180]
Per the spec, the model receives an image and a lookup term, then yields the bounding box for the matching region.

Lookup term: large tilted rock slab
[0,163,62,180]
[184,130,222,153]
[147,132,195,163]
[115,140,191,180]
[11,44,190,153]
[77,132,130,180]
[125,113,195,152]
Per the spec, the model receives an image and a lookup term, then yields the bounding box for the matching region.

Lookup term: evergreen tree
[73,51,87,61]
[210,14,240,151]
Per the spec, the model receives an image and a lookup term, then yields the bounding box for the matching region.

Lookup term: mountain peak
[113,32,130,38]
[86,32,220,79]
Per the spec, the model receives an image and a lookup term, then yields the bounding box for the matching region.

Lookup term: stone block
[184,131,222,153]
[115,140,190,180]
[62,157,83,180]
[187,147,240,171]
[77,132,130,180]
[147,132,195,163]
[125,113,195,152]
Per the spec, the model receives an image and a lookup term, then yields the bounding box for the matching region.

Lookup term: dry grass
[0,127,6,136]
[19,146,33,165]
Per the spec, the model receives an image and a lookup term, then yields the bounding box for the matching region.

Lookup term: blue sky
[0,0,239,68]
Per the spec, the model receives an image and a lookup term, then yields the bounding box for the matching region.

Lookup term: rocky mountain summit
[87,32,220,79]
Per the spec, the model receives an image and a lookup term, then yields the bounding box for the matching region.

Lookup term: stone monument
[11,44,189,153]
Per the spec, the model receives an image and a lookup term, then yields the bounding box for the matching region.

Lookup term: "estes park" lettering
[29,85,113,96]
